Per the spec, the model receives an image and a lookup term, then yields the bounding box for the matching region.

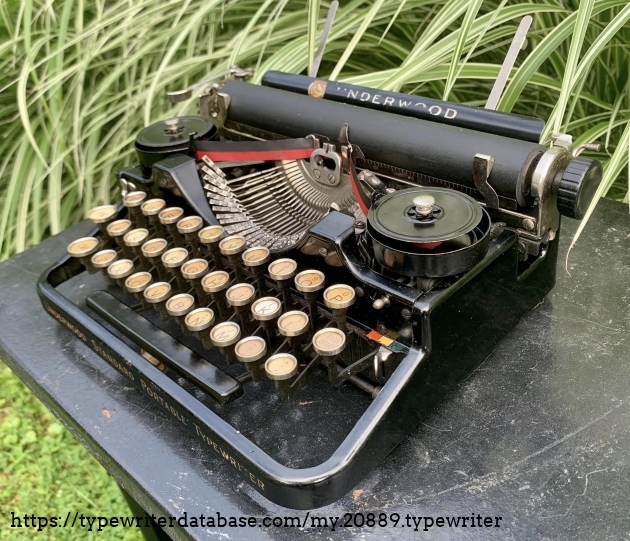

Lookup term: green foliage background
[0,362,143,540]
[1,0,629,258]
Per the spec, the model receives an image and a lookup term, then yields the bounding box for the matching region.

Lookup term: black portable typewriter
[38,67,603,509]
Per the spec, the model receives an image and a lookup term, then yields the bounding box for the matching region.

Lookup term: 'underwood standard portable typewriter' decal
[38,63,603,509]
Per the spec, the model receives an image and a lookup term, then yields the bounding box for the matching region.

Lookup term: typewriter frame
[37,201,558,509]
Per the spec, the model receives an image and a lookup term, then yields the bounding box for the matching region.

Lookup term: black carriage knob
[556,157,603,220]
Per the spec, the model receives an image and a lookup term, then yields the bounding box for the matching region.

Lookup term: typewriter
[38,68,603,509]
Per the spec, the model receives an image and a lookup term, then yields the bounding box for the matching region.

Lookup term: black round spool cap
[367,187,491,277]
[368,187,483,244]
[557,157,603,220]
[134,116,217,167]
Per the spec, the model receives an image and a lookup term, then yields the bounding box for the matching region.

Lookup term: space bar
[86,290,243,405]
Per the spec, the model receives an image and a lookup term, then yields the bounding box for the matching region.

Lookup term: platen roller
[222,80,546,208]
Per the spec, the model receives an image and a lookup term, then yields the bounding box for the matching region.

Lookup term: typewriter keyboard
[67,200,409,412]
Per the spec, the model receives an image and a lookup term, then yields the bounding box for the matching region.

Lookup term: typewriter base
[4,198,629,538]
[37,217,558,509]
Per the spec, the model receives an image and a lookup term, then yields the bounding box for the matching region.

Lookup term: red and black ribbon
[196,134,373,217]
[196,138,315,162]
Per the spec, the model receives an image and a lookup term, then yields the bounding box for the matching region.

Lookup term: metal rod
[309,1,339,78]
[485,16,532,111]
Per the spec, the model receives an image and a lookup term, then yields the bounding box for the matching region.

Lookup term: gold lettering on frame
[193,423,266,491]
[44,302,268,492]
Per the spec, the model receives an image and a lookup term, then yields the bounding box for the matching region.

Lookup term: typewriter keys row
[75,204,367,399]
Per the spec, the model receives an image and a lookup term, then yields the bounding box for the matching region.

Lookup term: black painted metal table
[1,198,628,540]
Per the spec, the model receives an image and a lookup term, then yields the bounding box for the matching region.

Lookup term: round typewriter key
[141,238,168,256]
[323,284,356,310]
[210,321,241,347]
[268,258,298,281]
[177,215,204,257]
[201,270,231,318]
[242,246,270,267]
[235,336,267,380]
[107,219,134,258]
[125,271,152,293]
[107,258,134,287]
[161,247,189,268]
[123,191,147,208]
[199,225,226,245]
[251,297,282,322]
[88,204,117,224]
[158,207,184,225]
[123,228,149,247]
[144,282,171,302]
[125,271,153,308]
[226,283,256,334]
[277,311,309,337]
[210,321,242,364]
[324,284,356,333]
[242,246,270,294]
[177,216,203,235]
[166,293,195,317]
[166,293,195,331]
[107,219,133,238]
[312,328,346,357]
[225,283,256,307]
[181,258,209,280]
[185,307,215,348]
[235,336,267,363]
[181,258,210,304]
[68,237,100,273]
[198,225,226,269]
[91,249,118,284]
[87,204,118,237]
[201,270,230,293]
[123,191,148,228]
[295,270,325,328]
[159,207,185,246]
[269,258,298,309]
[220,235,247,281]
[141,238,170,282]
[124,227,151,270]
[252,296,282,346]
[277,311,309,361]
[141,198,166,216]
[143,281,172,319]
[92,249,117,268]
[68,236,99,258]
[294,270,325,293]
[185,307,215,331]
[265,353,298,381]
[219,235,246,256]
[141,198,167,235]
[161,247,189,290]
